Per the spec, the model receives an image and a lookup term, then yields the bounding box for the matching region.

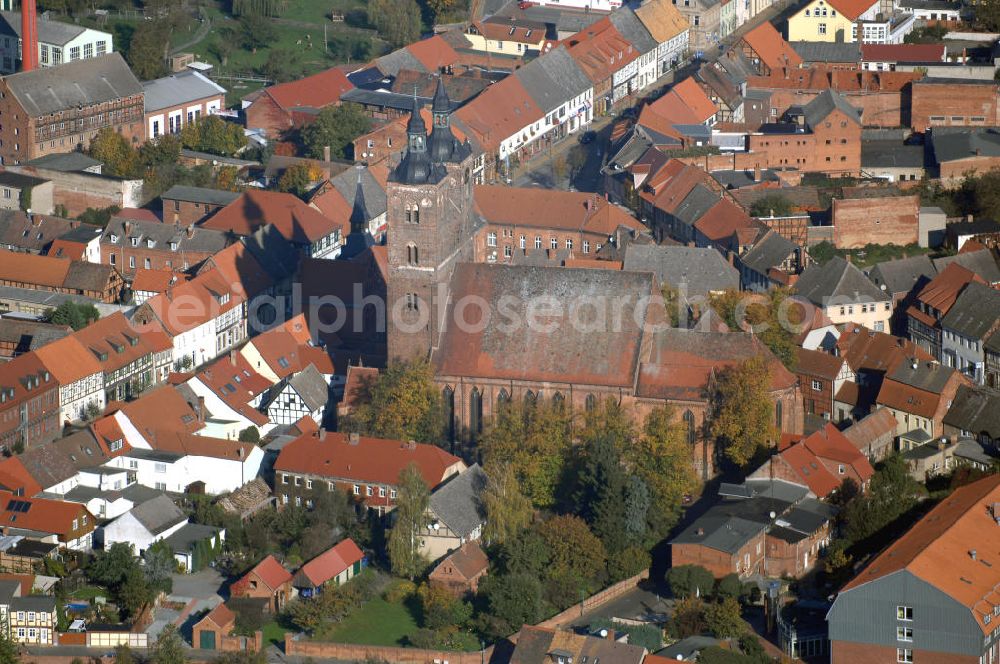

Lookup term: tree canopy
[748,194,793,218]
[388,463,431,579]
[299,104,372,161]
[710,356,776,468]
[180,116,247,157]
[45,301,100,330]
[367,0,422,48]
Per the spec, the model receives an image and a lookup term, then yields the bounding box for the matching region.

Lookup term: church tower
[386,78,476,361]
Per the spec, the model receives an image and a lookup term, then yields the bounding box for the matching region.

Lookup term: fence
[535,569,651,630]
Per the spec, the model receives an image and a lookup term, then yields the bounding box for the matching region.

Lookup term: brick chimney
[21,0,38,72]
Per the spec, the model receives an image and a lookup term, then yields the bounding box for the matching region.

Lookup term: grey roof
[64,261,115,293]
[931,127,1000,164]
[887,359,957,394]
[954,438,995,465]
[329,166,387,221]
[59,225,103,244]
[862,140,926,169]
[126,495,187,536]
[0,171,47,189]
[717,52,755,87]
[142,70,226,113]
[711,168,780,189]
[933,249,1000,284]
[515,46,591,114]
[10,596,55,612]
[429,464,486,538]
[0,318,70,352]
[867,254,936,296]
[609,8,657,54]
[740,231,798,274]
[795,256,891,307]
[102,217,231,254]
[0,11,86,46]
[803,89,862,129]
[790,41,861,63]
[0,580,19,603]
[376,48,425,77]
[623,244,739,296]
[656,636,721,661]
[25,152,102,173]
[161,185,241,207]
[162,522,223,554]
[674,184,722,227]
[940,282,1000,340]
[672,514,767,554]
[282,364,329,413]
[5,53,142,118]
[340,88,436,112]
[944,386,1000,439]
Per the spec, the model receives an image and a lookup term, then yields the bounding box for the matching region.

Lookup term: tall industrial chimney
[20,0,38,72]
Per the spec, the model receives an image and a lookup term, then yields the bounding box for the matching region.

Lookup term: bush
[607,546,651,582]
[590,618,662,652]
[667,564,715,599]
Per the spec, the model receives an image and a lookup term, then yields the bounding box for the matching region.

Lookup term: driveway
[147,569,226,643]
[568,581,673,629]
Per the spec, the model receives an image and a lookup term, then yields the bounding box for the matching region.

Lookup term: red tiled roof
[474,186,644,235]
[46,239,85,260]
[779,442,840,497]
[433,540,489,580]
[910,263,984,318]
[826,0,878,21]
[148,430,256,462]
[274,431,463,493]
[0,490,90,537]
[135,268,245,336]
[239,555,292,593]
[566,18,639,84]
[203,190,340,245]
[298,538,364,587]
[795,347,845,380]
[114,385,204,438]
[193,353,273,427]
[199,603,235,630]
[861,43,947,63]
[741,22,802,70]
[72,311,171,376]
[693,197,755,242]
[876,377,941,419]
[131,268,189,294]
[33,335,103,385]
[802,422,875,483]
[454,76,544,151]
[0,458,42,497]
[836,323,935,374]
[262,67,353,112]
[406,35,460,72]
[647,77,718,125]
[839,474,1000,634]
[747,67,918,92]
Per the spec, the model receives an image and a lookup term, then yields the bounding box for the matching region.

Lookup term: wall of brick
[535,570,650,629]
[285,635,494,663]
[10,165,143,217]
[939,155,1000,183]
[911,81,1000,132]
[160,198,227,226]
[832,195,919,248]
[760,88,908,128]
[748,111,861,175]
[831,640,978,664]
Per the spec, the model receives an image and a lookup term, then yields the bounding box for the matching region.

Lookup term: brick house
[428,541,489,596]
[245,67,353,139]
[72,311,172,403]
[831,189,919,249]
[876,360,973,438]
[738,22,803,76]
[0,249,123,303]
[842,407,898,461]
[100,217,231,279]
[273,431,465,515]
[907,263,984,359]
[0,53,143,166]
[747,89,862,176]
[911,79,1000,133]
[192,603,235,651]
[796,347,850,419]
[160,185,240,226]
[229,555,292,613]
[292,539,365,597]
[0,352,60,450]
[142,70,225,141]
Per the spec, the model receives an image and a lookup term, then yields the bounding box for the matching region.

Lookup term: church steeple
[393,94,433,184]
[349,169,369,236]
[427,75,470,164]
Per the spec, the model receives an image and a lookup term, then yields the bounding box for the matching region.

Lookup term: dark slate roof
[657,637,721,661]
[867,254,937,296]
[429,463,486,538]
[623,244,739,295]
[674,184,722,227]
[944,386,1000,439]
[609,7,658,54]
[796,256,891,306]
[5,53,142,117]
[283,364,329,413]
[10,596,55,612]
[940,282,1000,340]
[515,46,591,114]
[26,152,102,173]
[711,168,780,189]
[376,48,425,77]
[0,211,76,253]
[16,430,103,489]
[537,46,592,99]
[740,231,798,274]
[934,249,1000,284]
[672,513,767,554]
[803,89,862,129]
[931,127,1000,164]
[128,495,187,536]
[0,171,47,189]
[64,262,115,293]
[862,140,926,169]
[162,522,223,554]
[0,11,85,45]
[330,164,387,220]
[0,318,70,352]
[161,185,241,207]
[887,359,957,394]
[790,41,861,63]
[103,217,231,254]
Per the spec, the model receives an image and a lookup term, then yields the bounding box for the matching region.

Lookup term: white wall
[103,511,186,554]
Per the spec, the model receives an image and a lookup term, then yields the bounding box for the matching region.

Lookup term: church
[383,79,803,477]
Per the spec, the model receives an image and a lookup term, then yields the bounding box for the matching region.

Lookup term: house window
[366,486,373,496]
[487,232,497,247]
[818,23,827,34]
[534,236,541,249]
[379,487,385,497]
[897,606,913,621]
[838,464,845,474]
[294,476,301,486]
[144,258,151,269]
[70,46,80,60]
[305,478,313,490]
[565,239,573,250]
[83,43,93,59]
[811,380,822,390]
[390,489,397,499]
[897,626,913,642]
[583,240,590,254]
[519,235,526,249]
[897,649,913,663]
[71,519,78,531]
[504,245,512,258]
[96,40,107,56]
[328,481,335,491]
[550,237,557,250]
[353,485,360,495]
[693,15,699,25]
[281,474,288,484]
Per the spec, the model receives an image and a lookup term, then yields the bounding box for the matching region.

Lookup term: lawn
[261,619,289,648]
[68,585,106,601]
[321,596,419,646]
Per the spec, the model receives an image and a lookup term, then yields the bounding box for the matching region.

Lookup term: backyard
[320,594,419,646]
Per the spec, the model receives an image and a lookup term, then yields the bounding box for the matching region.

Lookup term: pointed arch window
[497,389,510,411]
[413,206,420,224]
[775,399,783,430]
[443,386,455,441]
[524,390,537,409]
[585,394,597,412]
[683,409,696,445]
[407,243,419,266]
[552,392,565,410]
[470,388,483,438]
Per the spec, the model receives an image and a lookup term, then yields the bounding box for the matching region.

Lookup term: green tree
[670,596,706,638]
[343,358,445,446]
[180,116,248,157]
[748,194,793,218]
[367,0,421,48]
[481,461,533,545]
[481,399,573,509]
[842,454,925,546]
[127,20,168,80]
[118,565,154,618]
[143,542,176,594]
[388,463,430,579]
[418,583,471,630]
[150,625,185,664]
[710,356,775,468]
[536,515,606,583]
[715,573,743,600]
[704,597,747,639]
[45,301,100,330]
[87,542,138,587]
[238,426,260,444]
[607,545,651,582]
[476,572,543,639]
[299,104,372,160]
[277,163,318,198]
[89,127,139,178]
[574,400,631,548]
[240,15,278,52]
[0,626,18,664]
[667,564,715,599]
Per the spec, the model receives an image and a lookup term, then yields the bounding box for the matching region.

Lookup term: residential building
[102,494,187,555]
[181,352,273,439]
[0,172,52,215]
[0,11,113,74]
[261,364,328,430]
[988,329,1000,390]
[795,256,893,330]
[274,431,465,514]
[929,127,1000,183]
[229,555,293,613]
[564,17,640,117]
[160,185,240,226]
[201,190,345,259]
[0,249,123,303]
[842,407,899,460]
[192,603,236,652]
[238,313,331,383]
[510,626,647,664]
[100,217,230,279]
[623,244,740,298]
[828,475,1000,664]
[513,46,595,151]
[292,539,365,597]
[142,70,225,140]
[876,359,972,437]
[428,541,489,596]
[671,0,722,53]
[0,491,95,550]
[131,269,189,306]
[943,385,1000,451]
[244,67,353,139]
[48,225,102,263]
[73,311,172,402]
[866,254,937,306]
[0,352,60,450]
[164,522,224,572]
[796,348,850,420]
[907,262,984,358]
[0,211,76,255]
[0,53,143,166]
[634,0,690,75]
[33,335,105,425]
[421,464,486,561]
[738,22,803,76]
[738,230,808,291]
[787,0,902,43]
[0,318,69,360]
[940,282,1000,384]
[464,16,547,57]
[933,249,1000,287]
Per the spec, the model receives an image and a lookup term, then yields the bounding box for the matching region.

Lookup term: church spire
[349,168,369,235]
[427,75,466,163]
